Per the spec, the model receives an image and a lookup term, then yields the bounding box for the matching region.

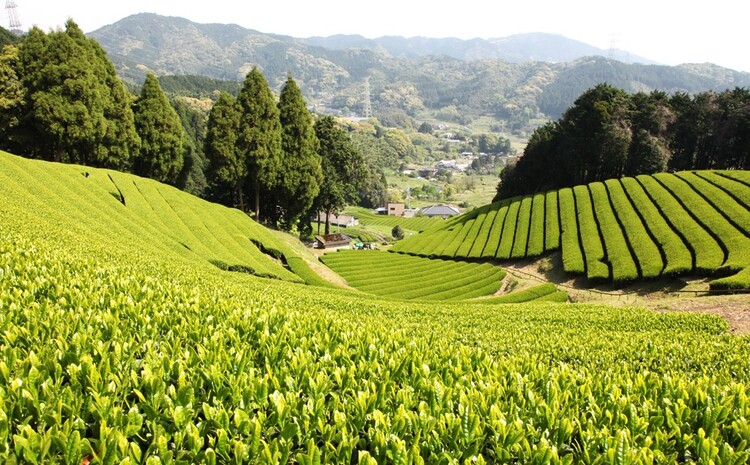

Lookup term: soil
[501,252,750,335]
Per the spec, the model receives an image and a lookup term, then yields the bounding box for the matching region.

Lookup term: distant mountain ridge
[89,13,750,122]
[303,32,657,65]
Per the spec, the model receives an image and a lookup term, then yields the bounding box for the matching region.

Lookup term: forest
[496,84,750,199]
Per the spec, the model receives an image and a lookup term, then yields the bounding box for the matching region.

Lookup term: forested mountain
[89,14,750,127]
[303,32,655,64]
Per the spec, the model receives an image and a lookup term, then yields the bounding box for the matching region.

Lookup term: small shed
[387,203,405,217]
[315,233,352,249]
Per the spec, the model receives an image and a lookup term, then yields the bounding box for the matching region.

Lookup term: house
[387,203,405,217]
[421,204,460,219]
[315,233,352,249]
[315,212,359,228]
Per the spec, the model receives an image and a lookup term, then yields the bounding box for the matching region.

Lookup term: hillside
[0,150,326,285]
[3,152,750,461]
[89,14,750,123]
[391,171,750,289]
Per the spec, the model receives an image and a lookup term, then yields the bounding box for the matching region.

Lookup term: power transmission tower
[5,0,22,35]
[362,77,372,119]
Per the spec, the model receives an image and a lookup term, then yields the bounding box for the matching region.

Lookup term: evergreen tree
[204,92,242,207]
[16,21,139,168]
[0,44,25,155]
[278,76,321,230]
[133,73,185,184]
[312,116,366,234]
[236,68,282,221]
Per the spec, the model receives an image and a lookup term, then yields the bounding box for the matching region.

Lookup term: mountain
[304,32,658,65]
[89,14,750,126]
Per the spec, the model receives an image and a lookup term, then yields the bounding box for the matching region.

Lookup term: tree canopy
[236,67,283,221]
[12,20,140,169]
[133,73,185,185]
[496,84,750,200]
[312,115,366,234]
[277,76,321,230]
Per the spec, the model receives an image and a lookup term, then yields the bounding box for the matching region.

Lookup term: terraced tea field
[392,171,750,288]
[321,250,507,301]
[3,151,750,463]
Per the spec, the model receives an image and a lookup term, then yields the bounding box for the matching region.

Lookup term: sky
[8,0,750,72]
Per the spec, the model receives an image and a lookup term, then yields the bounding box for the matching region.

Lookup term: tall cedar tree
[133,73,185,185]
[236,68,282,221]
[278,76,322,230]
[15,20,139,169]
[0,45,24,155]
[312,116,366,234]
[204,92,243,208]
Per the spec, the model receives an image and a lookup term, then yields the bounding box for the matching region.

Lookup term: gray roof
[422,205,460,216]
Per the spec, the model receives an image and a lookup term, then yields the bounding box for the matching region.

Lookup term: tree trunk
[325,210,331,235]
[237,182,245,213]
[317,212,321,235]
[254,185,261,222]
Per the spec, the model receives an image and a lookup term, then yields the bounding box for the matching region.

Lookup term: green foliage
[391,225,405,240]
[499,85,750,200]
[4,151,750,463]
[204,91,243,206]
[278,76,322,229]
[471,283,563,304]
[312,116,366,234]
[322,250,506,300]
[133,73,186,185]
[14,21,140,169]
[395,171,750,287]
[236,67,282,220]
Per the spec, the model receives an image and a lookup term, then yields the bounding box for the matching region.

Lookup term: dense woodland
[496,84,750,199]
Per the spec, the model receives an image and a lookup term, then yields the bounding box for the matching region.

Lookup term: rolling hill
[3,150,750,462]
[89,14,750,121]
[391,171,750,288]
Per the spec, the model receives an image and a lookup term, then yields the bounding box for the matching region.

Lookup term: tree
[204,92,242,207]
[277,76,321,230]
[392,225,405,240]
[236,68,282,221]
[16,21,139,169]
[0,44,25,155]
[312,116,366,234]
[133,73,185,184]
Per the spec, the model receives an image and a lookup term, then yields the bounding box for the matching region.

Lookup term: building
[387,203,405,217]
[315,212,359,228]
[421,204,460,219]
[314,233,352,249]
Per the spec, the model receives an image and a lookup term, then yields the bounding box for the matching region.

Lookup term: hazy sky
[9,0,750,72]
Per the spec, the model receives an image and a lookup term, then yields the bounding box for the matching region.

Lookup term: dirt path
[503,253,750,335]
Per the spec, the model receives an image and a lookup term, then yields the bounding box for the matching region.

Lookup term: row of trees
[496,84,750,199]
[204,69,367,232]
[0,21,188,185]
[0,21,375,234]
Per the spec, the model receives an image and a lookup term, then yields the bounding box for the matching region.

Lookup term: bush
[392,225,405,240]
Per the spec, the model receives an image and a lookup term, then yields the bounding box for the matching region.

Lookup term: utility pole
[362,77,372,119]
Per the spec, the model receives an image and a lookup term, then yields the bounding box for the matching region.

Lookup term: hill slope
[0,150,322,284]
[392,171,750,288]
[3,152,750,461]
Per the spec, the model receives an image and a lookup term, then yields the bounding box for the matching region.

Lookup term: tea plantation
[392,171,750,289]
[2,151,750,463]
